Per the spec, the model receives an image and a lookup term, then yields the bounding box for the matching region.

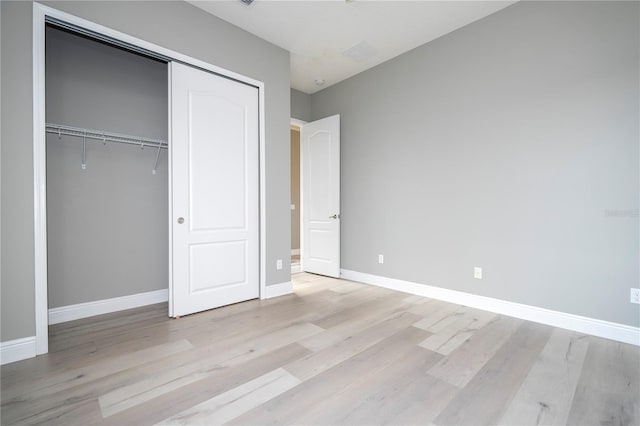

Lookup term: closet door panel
[189,241,246,291]
[171,62,259,317]
[188,92,247,232]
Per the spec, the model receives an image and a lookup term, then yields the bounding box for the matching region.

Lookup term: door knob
[329,214,340,219]
[177,217,184,224]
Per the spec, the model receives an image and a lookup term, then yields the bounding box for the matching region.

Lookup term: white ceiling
[189,1,517,94]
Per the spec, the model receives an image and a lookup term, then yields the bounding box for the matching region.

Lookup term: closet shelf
[46,123,168,149]
[46,123,168,173]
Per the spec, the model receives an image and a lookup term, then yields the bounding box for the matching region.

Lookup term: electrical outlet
[378,254,384,264]
[631,288,640,304]
[276,259,283,270]
[474,267,483,280]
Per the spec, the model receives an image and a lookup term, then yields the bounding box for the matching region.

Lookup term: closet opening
[45,24,170,327]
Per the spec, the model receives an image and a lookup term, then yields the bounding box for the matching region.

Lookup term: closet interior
[45,24,169,321]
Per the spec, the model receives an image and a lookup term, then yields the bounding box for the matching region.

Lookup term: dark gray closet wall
[46,26,168,308]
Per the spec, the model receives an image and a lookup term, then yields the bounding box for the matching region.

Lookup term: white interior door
[170,62,259,317]
[301,114,340,277]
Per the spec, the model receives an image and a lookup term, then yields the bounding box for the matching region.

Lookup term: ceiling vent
[342,41,378,63]
[240,0,255,5]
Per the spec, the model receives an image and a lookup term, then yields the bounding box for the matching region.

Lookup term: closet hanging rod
[46,123,168,149]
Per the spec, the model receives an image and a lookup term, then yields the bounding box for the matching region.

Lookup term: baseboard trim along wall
[0,336,37,365]
[48,289,169,325]
[340,269,640,346]
[264,281,293,299]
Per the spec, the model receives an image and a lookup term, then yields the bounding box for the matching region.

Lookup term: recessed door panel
[189,241,246,292]
[188,93,246,232]
[308,230,332,262]
[308,131,332,223]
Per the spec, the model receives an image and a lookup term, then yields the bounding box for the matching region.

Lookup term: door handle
[177,217,184,224]
[329,214,340,219]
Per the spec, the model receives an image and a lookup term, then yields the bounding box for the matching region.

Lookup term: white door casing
[301,115,340,277]
[170,62,259,317]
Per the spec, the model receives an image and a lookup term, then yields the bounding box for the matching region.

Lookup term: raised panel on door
[171,62,259,317]
[188,93,247,232]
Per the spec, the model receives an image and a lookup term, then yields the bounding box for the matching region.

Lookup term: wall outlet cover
[474,267,483,280]
[631,288,640,304]
[378,254,384,264]
[276,259,283,270]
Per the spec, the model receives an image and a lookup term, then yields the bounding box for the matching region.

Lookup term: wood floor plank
[433,321,553,426]
[12,398,103,426]
[104,343,311,426]
[418,309,497,355]
[155,368,301,425]
[566,336,640,426]
[299,295,409,352]
[311,284,398,307]
[230,325,436,425]
[427,315,522,388]
[295,347,457,425]
[404,297,441,316]
[98,322,323,417]
[1,338,193,402]
[310,290,405,330]
[285,310,421,382]
[499,329,589,425]
[411,301,464,330]
[402,294,432,305]
[327,280,367,294]
[183,294,332,348]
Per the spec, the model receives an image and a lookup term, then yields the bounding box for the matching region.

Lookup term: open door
[301,115,340,277]
[170,62,259,317]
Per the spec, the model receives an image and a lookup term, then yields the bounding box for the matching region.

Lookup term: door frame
[32,2,267,355]
[290,118,307,273]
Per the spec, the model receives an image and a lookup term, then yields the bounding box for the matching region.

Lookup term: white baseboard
[0,336,37,365]
[340,269,640,346]
[291,264,302,274]
[48,289,169,325]
[264,281,293,299]
[291,249,300,256]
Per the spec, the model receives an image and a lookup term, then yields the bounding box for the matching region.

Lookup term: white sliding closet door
[170,62,259,317]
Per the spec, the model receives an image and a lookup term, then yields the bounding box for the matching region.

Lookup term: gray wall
[46,26,168,308]
[1,0,291,342]
[1,2,36,341]
[291,89,311,122]
[311,1,640,327]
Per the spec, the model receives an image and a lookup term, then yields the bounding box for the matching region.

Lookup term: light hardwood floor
[1,273,638,425]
